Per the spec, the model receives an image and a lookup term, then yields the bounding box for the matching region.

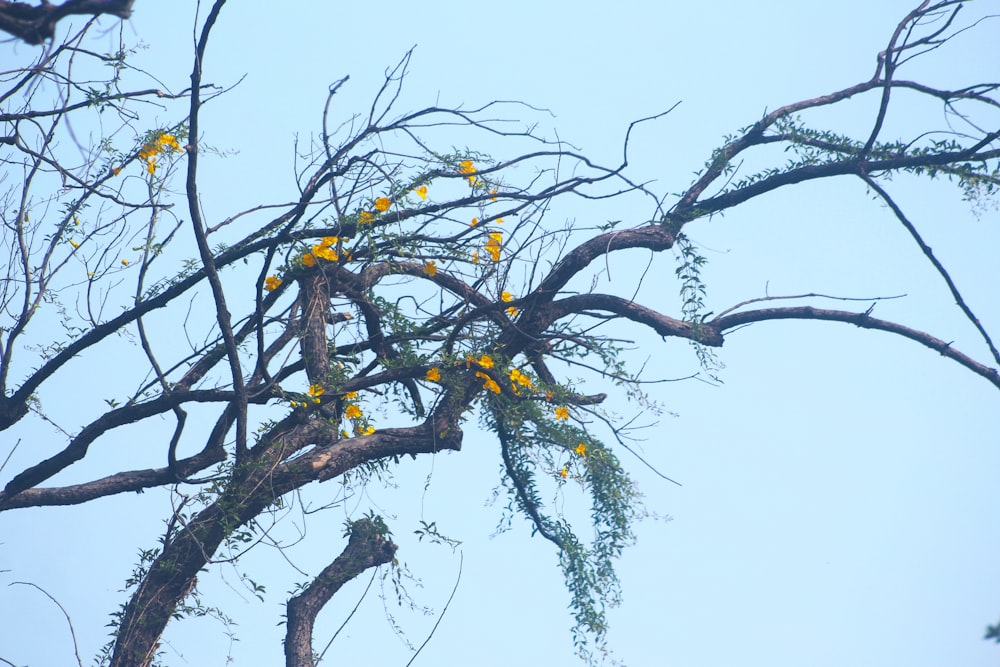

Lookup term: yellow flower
[264,275,282,291]
[301,253,317,267]
[560,466,568,479]
[157,134,181,152]
[415,185,428,200]
[496,218,504,224]
[426,367,441,382]
[321,236,339,247]
[554,406,569,420]
[471,251,480,264]
[470,217,479,227]
[312,244,338,261]
[343,391,358,399]
[121,259,129,266]
[475,371,501,394]
[485,233,502,262]
[490,189,498,202]
[359,211,374,224]
[68,239,80,249]
[501,291,513,302]
[345,404,363,419]
[145,157,157,174]
[374,197,391,212]
[508,368,535,392]
[340,429,350,437]
[574,443,587,457]
[308,384,325,398]
[476,354,494,369]
[423,260,437,277]
[545,390,555,402]
[459,160,475,174]
[505,306,519,317]
[111,167,122,176]
[361,425,376,435]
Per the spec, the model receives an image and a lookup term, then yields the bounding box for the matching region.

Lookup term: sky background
[2,1,999,666]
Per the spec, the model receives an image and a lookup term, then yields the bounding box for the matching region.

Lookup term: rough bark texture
[285,518,397,667]
[0,0,133,44]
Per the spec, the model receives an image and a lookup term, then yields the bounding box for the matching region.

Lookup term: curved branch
[285,518,396,667]
[712,305,1000,389]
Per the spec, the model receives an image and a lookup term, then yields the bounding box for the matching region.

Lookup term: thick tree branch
[284,518,396,667]
[0,0,132,44]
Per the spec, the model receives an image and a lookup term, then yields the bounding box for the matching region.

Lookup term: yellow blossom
[490,189,498,202]
[374,197,391,212]
[359,211,374,224]
[264,275,282,291]
[312,243,338,261]
[506,306,519,317]
[361,425,376,435]
[345,404,363,419]
[69,239,80,249]
[471,251,480,264]
[485,232,502,262]
[575,443,587,457]
[555,406,569,420]
[476,354,494,369]
[343,391,358,399]
[475,371,501,394]
[496,218,504,224]
[501,291,514,302]
[146,157,157,174]
[121,259,129,266]
[508,368,535,391]
[423,260,437,277]
[308,384,325,398]
[157,134,181,151]
[560,466,568,479]
[111,167,122,176]
[545,390,555,402]
[340,429,350,437]
[321,236,339,247]
[415,185,428,200]
[426,367,441,382]
[301,253,317,267]
[470,217,479,227]
[459,160,475,174]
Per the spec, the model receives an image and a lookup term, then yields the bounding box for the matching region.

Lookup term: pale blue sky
[2,2,999,666]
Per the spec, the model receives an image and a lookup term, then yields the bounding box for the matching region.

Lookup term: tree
[1,2,997,665]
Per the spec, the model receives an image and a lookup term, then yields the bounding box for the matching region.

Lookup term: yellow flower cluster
[423,260,437,277]
[485,232,502,262]
[425,367,441,382]
[459,159,477,186]
[340,391,374,436]
[475,371,501,394]
[290,383,325,408]
[467,354,494,369]
[415,185,428,200]
[507,367,535,394]
[138,133,181,175]
[302,236,344,267]
[264,275,282,291]
[374,197,391,213]
[501,291,518,317]
[554,406,569,420]
[359,211,374,225]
